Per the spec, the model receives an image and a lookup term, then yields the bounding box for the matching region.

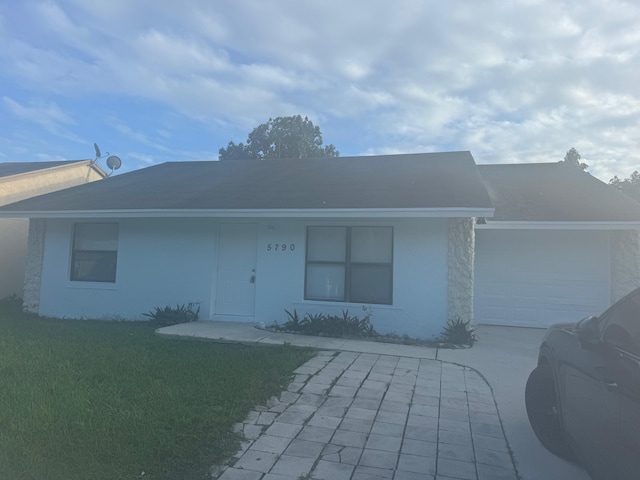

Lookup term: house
[0,152,638,338]
[0,160,107,299]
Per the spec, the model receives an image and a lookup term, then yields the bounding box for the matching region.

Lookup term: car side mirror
[576,315,600,347]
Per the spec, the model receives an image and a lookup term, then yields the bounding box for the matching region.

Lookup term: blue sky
[1,0,639,182]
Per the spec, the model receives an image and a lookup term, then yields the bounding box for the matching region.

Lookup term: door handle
[603,379,618,391]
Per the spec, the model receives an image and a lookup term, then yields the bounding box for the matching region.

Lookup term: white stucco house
[0,152,638,338]
[0,160,106,299]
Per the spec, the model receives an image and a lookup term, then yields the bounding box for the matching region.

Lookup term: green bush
[282,308,305,332]
[274,308,378,339]
[440,317,477,346]
[0,295,23,317]
[143,303,200,327]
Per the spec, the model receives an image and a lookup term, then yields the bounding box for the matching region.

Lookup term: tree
[219,115,339,160]
[560,147,588,170]
[610,170,640,202]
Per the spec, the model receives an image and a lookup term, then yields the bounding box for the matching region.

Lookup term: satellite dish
[94,143,102,159]
[106,155,122,172]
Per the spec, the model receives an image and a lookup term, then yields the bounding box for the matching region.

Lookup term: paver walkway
[215,351,518,480]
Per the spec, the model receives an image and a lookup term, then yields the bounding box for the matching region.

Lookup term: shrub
[273,308,378,339]
[143,303,200,327]
[0,295,23,317]
[304,312,327,336]
[440,317,477,346]
[282,308,305,332]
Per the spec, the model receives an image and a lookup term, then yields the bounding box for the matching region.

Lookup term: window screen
[71,223,118,282]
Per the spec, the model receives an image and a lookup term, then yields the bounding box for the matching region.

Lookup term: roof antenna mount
[91,143,122,176]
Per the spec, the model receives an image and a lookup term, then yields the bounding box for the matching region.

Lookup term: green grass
[0,299,313,480]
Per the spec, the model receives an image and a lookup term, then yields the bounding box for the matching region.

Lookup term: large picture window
[71,223,119,283]
[305,226,393,304]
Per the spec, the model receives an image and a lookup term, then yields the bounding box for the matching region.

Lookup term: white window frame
[70,223,119,283]
[304,226,393,305]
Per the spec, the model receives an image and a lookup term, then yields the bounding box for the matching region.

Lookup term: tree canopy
[610,170,640,202]
[219,115,339,160]
[560,147,588,170]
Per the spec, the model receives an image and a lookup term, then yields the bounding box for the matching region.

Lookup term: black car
[525,287,640,480]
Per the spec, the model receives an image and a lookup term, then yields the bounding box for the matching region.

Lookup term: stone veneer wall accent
[23,218,45,314]
[448,217,475,323]
[610,229,640,303]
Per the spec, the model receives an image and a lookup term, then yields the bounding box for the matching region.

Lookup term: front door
[215,224,257,317]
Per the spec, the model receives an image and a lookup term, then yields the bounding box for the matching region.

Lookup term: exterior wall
[610,230,640,302]
[447,218,475,324]
[0,162,105,298]
[36,217,450,339]
[256,218,449,339]
[38,218,217,319]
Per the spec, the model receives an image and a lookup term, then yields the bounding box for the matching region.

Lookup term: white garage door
[474,229,611,328]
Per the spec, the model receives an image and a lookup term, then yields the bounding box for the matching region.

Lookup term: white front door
[215,224,257,317]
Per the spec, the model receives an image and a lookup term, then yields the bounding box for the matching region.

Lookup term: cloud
[3,96,75,130]
[134,29,230,74]
[108,119,154,147]
[0,0,639,181]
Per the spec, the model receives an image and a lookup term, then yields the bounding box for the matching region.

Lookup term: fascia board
[0,207,495,219]
[0,160,103,183]
[476,221,640,230]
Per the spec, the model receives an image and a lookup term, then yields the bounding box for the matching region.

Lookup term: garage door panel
[475,230,611,328]
[480,305,508,323]
[514,307,537,324]
[477,277,609,326]
[541,282,606,306]
[511,282,542,300]
[482,280,507,296]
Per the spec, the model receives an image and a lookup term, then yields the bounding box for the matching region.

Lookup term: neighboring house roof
[0,152,495,218]
[0,159,108,208]
[478,163,640,224]
[0,160,104,178]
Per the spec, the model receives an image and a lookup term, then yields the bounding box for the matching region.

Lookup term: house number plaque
[266,243,296,251]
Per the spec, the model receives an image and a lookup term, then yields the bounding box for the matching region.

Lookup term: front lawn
[0,300,313,480]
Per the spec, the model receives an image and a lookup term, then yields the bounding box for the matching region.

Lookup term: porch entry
[215,223,257,317]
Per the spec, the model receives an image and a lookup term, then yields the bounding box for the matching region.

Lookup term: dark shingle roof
[0,160,87,178]
[478,163,640,222]
[0,152,494,213]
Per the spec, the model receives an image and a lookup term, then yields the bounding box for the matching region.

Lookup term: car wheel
[525,364,575,461]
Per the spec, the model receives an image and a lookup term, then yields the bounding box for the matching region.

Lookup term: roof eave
[0,160,107,182]
[0,207,495,219]
[476,220,640,230]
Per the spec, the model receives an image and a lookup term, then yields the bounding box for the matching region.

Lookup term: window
[71,223,119,283]
[305,226,393,304]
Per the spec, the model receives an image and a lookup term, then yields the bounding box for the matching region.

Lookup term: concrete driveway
[158,322,591,480]
[438,325,590,480]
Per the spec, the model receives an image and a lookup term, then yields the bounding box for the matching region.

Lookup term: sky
[1,0,639,182]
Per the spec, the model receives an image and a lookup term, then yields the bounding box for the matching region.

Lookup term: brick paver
[215,351,519,480]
